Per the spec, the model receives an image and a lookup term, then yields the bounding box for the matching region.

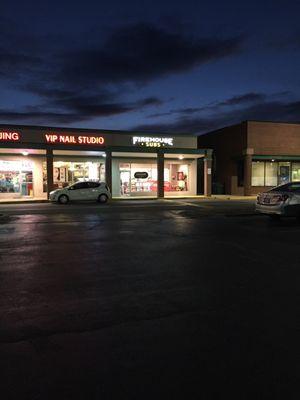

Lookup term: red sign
[45,133,105,145]
[0,131,20,142]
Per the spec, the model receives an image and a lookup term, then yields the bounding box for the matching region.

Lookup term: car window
[88,182,100,188]
[270,182,300,193]
[270,183,290,192]
[72,182,90,190]
[287,183,300,193]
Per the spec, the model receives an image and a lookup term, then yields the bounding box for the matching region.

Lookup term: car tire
[98,194,108,204]
[58,194,69,204]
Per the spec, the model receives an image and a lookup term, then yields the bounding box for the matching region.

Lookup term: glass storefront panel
[119,163,157,196]
[0,159,33,196]
[278,162,290,185]
[291,163,300,181]
[118,161,192,196]
[251,161,264,186]
[164,162,189,192]
[265,162,278,186]
[44,160,105,189]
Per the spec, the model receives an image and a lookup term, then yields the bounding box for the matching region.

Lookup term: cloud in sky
[0,16,299,132]
[0,20,244,124]
[133,95,300,134]
[147,92,271,118]
[0,96,163,123]
[58,24,243,87]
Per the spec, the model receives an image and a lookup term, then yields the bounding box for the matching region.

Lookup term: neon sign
[0,131,20,142]
[45,134,105,145]
[132,136,174,147]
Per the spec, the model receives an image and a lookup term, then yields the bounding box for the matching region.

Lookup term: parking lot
[0,199,299,399]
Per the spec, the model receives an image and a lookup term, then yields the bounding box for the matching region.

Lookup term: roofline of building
[246,119,300,125]
[0,123,193,137]
[197,119,300,138]
[197,121,245,137]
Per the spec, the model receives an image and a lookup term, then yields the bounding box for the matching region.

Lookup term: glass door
[20,169,33,196]
[278,162,290,185]
[120,170,131,196]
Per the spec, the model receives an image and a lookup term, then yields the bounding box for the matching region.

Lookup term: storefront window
[251,161,264,186]
[43,160,105,189]
[265,162,278,186]
[164,162,189,192]
[291,163,300,181]
[120,163,157,196]
[118,161,191,196]
[0,160,33,196]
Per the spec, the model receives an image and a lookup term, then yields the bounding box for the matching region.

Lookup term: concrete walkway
[0,195,256,204]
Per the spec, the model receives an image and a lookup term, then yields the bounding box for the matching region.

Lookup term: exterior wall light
[22,151,29,156]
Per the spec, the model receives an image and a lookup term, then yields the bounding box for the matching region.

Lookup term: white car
[49,181,111,204]
[256,181,300,219]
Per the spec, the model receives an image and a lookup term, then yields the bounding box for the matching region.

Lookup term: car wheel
[58,194,69,204]
[98,194,108,204]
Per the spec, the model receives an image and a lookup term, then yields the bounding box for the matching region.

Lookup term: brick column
[243,148,253,196]
[105,150,112,192]
[157,151,164,198]
[204,151,212,197]
[46,148,54,198]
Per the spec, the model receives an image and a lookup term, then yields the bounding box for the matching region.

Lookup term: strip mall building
[198,121,300,195]
[0,124,212,200]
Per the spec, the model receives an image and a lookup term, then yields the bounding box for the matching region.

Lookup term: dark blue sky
[1,0,300,134]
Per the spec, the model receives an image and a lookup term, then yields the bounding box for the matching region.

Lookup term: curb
[0,200,49,205]
[0,196,256,205]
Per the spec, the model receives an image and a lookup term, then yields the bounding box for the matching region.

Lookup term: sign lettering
[45,133,105,145]
[0,131,20,142]
[132,136,174,147]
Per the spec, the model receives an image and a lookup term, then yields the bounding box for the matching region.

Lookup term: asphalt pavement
[0,199,299,399]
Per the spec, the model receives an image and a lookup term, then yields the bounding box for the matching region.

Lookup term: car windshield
[270,182,300,192]
[269,184,290,192]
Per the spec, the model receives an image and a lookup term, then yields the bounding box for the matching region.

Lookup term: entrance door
[278,163,290,185]
[120,170,131,196]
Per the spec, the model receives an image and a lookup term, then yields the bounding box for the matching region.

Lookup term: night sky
[1,0,300,134]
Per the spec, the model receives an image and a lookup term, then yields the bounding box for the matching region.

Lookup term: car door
[68,182,91,201]
[87,182,101,200]
[287,183,300,202]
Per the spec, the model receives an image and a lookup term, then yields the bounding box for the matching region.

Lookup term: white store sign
[132,136,174,147]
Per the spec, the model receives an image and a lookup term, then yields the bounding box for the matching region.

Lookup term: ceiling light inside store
[22,151,29,156]
[102,153,106,158]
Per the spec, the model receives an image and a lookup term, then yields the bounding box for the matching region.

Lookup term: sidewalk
[0,195,256,204]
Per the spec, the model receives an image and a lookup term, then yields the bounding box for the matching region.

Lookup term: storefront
[0,125,212,200]
[197,121,300,195]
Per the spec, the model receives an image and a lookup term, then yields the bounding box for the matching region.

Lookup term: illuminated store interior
[0,126,212,200]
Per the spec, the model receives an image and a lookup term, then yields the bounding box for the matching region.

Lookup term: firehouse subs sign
[45,133,105,145]
[132,136,174,147]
